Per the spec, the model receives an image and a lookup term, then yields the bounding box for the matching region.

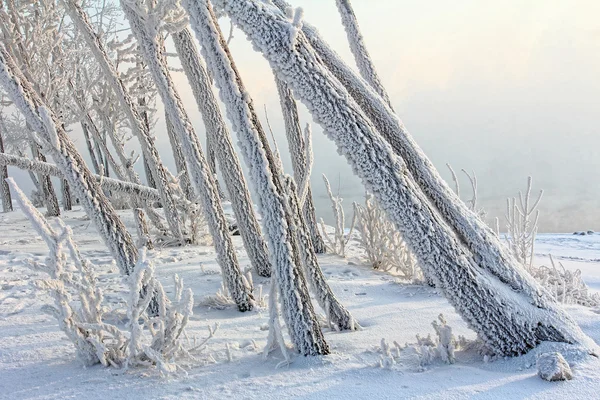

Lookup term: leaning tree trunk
[0,46,138,276]
[171,27,271,277]
[31,143,60,217]
[120,1,253,311]
[217,0,598,357]
[0,128,12,212]
[65,0,186,244]
[334,0,393,109]
[274,0,535,298]
[184,0,328,355]
[164,112,194,201]
[61,179,72,211]
[283,175,355,330]
[81,122,101,174]
[275,77,326,253]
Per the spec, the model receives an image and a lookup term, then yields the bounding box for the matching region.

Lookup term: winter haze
[9,0,600,232]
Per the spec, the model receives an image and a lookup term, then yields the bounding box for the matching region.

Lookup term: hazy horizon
[5,0,600,232]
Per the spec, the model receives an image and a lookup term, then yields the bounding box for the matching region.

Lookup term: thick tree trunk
[171,27,271,277]
[120,0,253,311]
[184,0,328,355]
[275,77,326,253]
[218,0,598,357]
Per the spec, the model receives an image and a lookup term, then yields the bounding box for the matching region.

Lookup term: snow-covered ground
[0,207,599,399]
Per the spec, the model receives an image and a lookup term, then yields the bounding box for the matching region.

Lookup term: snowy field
[0,207,599,399]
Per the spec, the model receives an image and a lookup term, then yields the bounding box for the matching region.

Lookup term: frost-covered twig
[320,174,356,257]
[446,164,485,219]
[504,177,542,271]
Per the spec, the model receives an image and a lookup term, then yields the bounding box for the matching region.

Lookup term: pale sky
[9,0,600,232]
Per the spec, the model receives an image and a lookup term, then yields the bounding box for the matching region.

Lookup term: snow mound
[537,352,573,381]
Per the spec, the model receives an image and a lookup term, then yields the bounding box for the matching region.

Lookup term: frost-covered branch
[0,152,164,204]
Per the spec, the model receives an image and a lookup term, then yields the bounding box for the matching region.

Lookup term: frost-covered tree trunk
[0,46,138,276]
[0,128,12,212]
[273,0,534,298]
[142,154,157,189]
[185,0,328,355]
[217,0,598,356]
[283,175,354,330]
[334,0,393,109]
[31,143,60,217]
[65,0,186,243]
[120,1,253,311]
[81,123,101,175]
[61,179,72,211]
[275,77,326,253]
[171,27,271,277]
[165,108,194,202]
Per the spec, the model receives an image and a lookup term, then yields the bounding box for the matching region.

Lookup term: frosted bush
[503,177,542,271]
[354,194,421,281]
[379,314,486,371]
[9,179,202,375]
[532,256,600,307]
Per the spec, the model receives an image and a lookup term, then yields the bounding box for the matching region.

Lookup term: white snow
[1,206,599,399]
